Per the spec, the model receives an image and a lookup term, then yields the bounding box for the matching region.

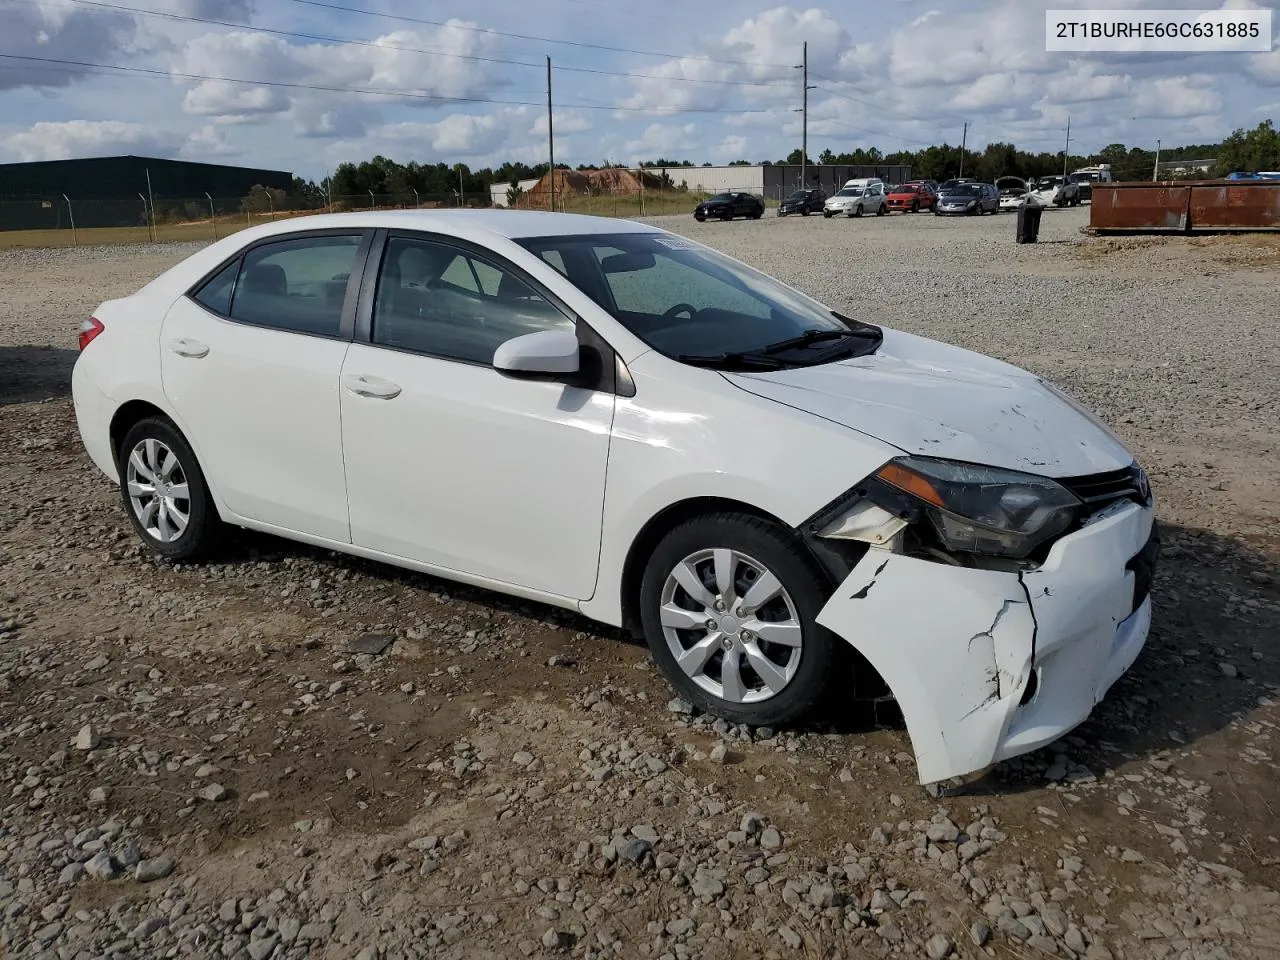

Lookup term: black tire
[851,205,863,218]
[823,211,832,218]
[876,204,886,216]
[639,512,842,728]
[117,416,222,562]
[695,215,705,222]
[800,209,809,216]
[910,200,919,213]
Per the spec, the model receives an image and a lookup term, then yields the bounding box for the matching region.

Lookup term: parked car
[885,182,938,213]
[777,189,827,217]
[1030,176,1081,207]
[694,192,764,221]
[71,209,1158,787]
[996,176,1033,212]
[823,179,888,218]
[934,182,999,215]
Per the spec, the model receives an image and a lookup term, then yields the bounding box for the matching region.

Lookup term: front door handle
[343,374,401,400]
[168,338,209,358]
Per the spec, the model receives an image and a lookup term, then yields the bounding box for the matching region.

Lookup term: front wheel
[800,209,810,216]
[851,205,863,218]
[639,513,841,727]
[117,416,222,562]
[911,201,919,213]
[823,211,832,218]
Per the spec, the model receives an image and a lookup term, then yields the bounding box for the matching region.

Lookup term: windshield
[944,184,982,196]
[892,184,919,194]
[786,190,809,200]
[834,188,859,197]
[515,232,880,366]
[706,193,733,202]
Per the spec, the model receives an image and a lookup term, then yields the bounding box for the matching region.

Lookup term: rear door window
[228,235,362,336]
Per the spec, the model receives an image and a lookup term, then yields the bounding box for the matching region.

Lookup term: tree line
[273,120,1279,207]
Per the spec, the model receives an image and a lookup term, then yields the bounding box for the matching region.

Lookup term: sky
[1,0,1278,181]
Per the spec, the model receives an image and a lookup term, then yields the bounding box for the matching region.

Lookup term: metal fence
[0,183,849,248]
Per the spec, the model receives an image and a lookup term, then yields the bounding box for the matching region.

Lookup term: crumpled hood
[724,328,1134,477]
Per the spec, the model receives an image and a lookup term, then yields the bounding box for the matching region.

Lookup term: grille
[1059,463,1150,506]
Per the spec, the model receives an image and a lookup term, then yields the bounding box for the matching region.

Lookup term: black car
[777,189,827,217]
[694,192,764,222]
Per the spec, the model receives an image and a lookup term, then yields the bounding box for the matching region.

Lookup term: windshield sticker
[652,236,699,251]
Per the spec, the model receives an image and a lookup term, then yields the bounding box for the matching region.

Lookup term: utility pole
[144,168,156,242]
[958,122,968,178]
[547,56,556,212]
[793,43,815,190]
[1152,139,1161,181]
[457,165,466,207]
[205,192,216,241]
[1062,116,1072,180]
[62,194,76,246]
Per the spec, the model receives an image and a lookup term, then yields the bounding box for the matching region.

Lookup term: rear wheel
[117,416,222,562]
[639,513,841,727]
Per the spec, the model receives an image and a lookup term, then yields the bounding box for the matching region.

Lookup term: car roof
[227,209,661,243]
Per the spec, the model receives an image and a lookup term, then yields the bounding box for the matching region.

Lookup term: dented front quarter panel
[816,551,1037,784]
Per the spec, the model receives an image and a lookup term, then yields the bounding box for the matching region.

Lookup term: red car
[885,182,937,213]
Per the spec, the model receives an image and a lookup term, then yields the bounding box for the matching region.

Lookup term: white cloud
[182,123,238,158]
[4,120,183,161]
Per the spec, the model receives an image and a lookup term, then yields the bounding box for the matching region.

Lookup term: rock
[870,889,898,912]
[1045,761,1067,781]
[198,783,230,802]
[878,921,904,942]
[1041,904,1068,937]
[512,751,534,767]
[777,925,802,949]
[617,838,650,863]
[541,928,567,951]
[927,819,960,843]
[667,697,694,715]
[84,851,118,880]
[278,918,301,943]
[709,743,728,764]
[970,921,992,946]
[297,922,332,942]
[631,824,659,843]
[760,827,783,850]
[74,724,100,751]
[88,786,109,806]
[926,933,954,959]
[34,921,63,943]
[249,937,279,960]
[135,855,176,883]
[59,863,85,885]
[1064,925,1087,955]
[349,632,394,655]
[998,916,1031,940]
[1027,934,1059,954]
[740,812,763,835]
[131,917,166,940]
[1218,662,1238,678]
[808,881,841,909]
[1119,848,1145,862]
[690,870,724,898]
[665,918,695,937]
[546,654,575,667]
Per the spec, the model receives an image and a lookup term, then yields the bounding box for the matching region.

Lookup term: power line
[809,73,969,125]
[30,0,798,90]
[0,51,786,114]
[284,0,799,69]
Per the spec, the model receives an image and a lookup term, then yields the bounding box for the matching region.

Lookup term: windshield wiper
[757,326,879,356]
[675,352,787,370]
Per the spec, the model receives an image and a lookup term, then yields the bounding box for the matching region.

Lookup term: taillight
[78,317,104,351]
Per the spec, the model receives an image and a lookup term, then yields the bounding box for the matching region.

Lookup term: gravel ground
[1,206,1278,960]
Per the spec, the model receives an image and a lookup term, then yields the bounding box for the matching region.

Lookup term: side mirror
[493,329,580,378]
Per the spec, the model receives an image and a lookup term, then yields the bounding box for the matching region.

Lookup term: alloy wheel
[126,438,191,543]
[659,548,802,704]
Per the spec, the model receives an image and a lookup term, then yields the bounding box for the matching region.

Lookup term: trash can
[1016,201,1043,244]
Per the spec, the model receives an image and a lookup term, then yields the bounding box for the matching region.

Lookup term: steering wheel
[663,303,698,320]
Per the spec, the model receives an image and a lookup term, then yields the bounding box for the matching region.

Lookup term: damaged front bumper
[816,499,1157,784]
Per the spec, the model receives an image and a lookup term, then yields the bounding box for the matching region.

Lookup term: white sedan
[72,210,1159,786]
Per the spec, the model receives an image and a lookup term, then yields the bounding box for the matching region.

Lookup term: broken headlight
[872,456,1080,559]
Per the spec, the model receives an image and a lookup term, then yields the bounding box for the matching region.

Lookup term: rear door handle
[168,338,209,358]
[343,374,402,400]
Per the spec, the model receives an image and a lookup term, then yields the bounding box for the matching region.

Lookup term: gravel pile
[1,211,1278,958]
